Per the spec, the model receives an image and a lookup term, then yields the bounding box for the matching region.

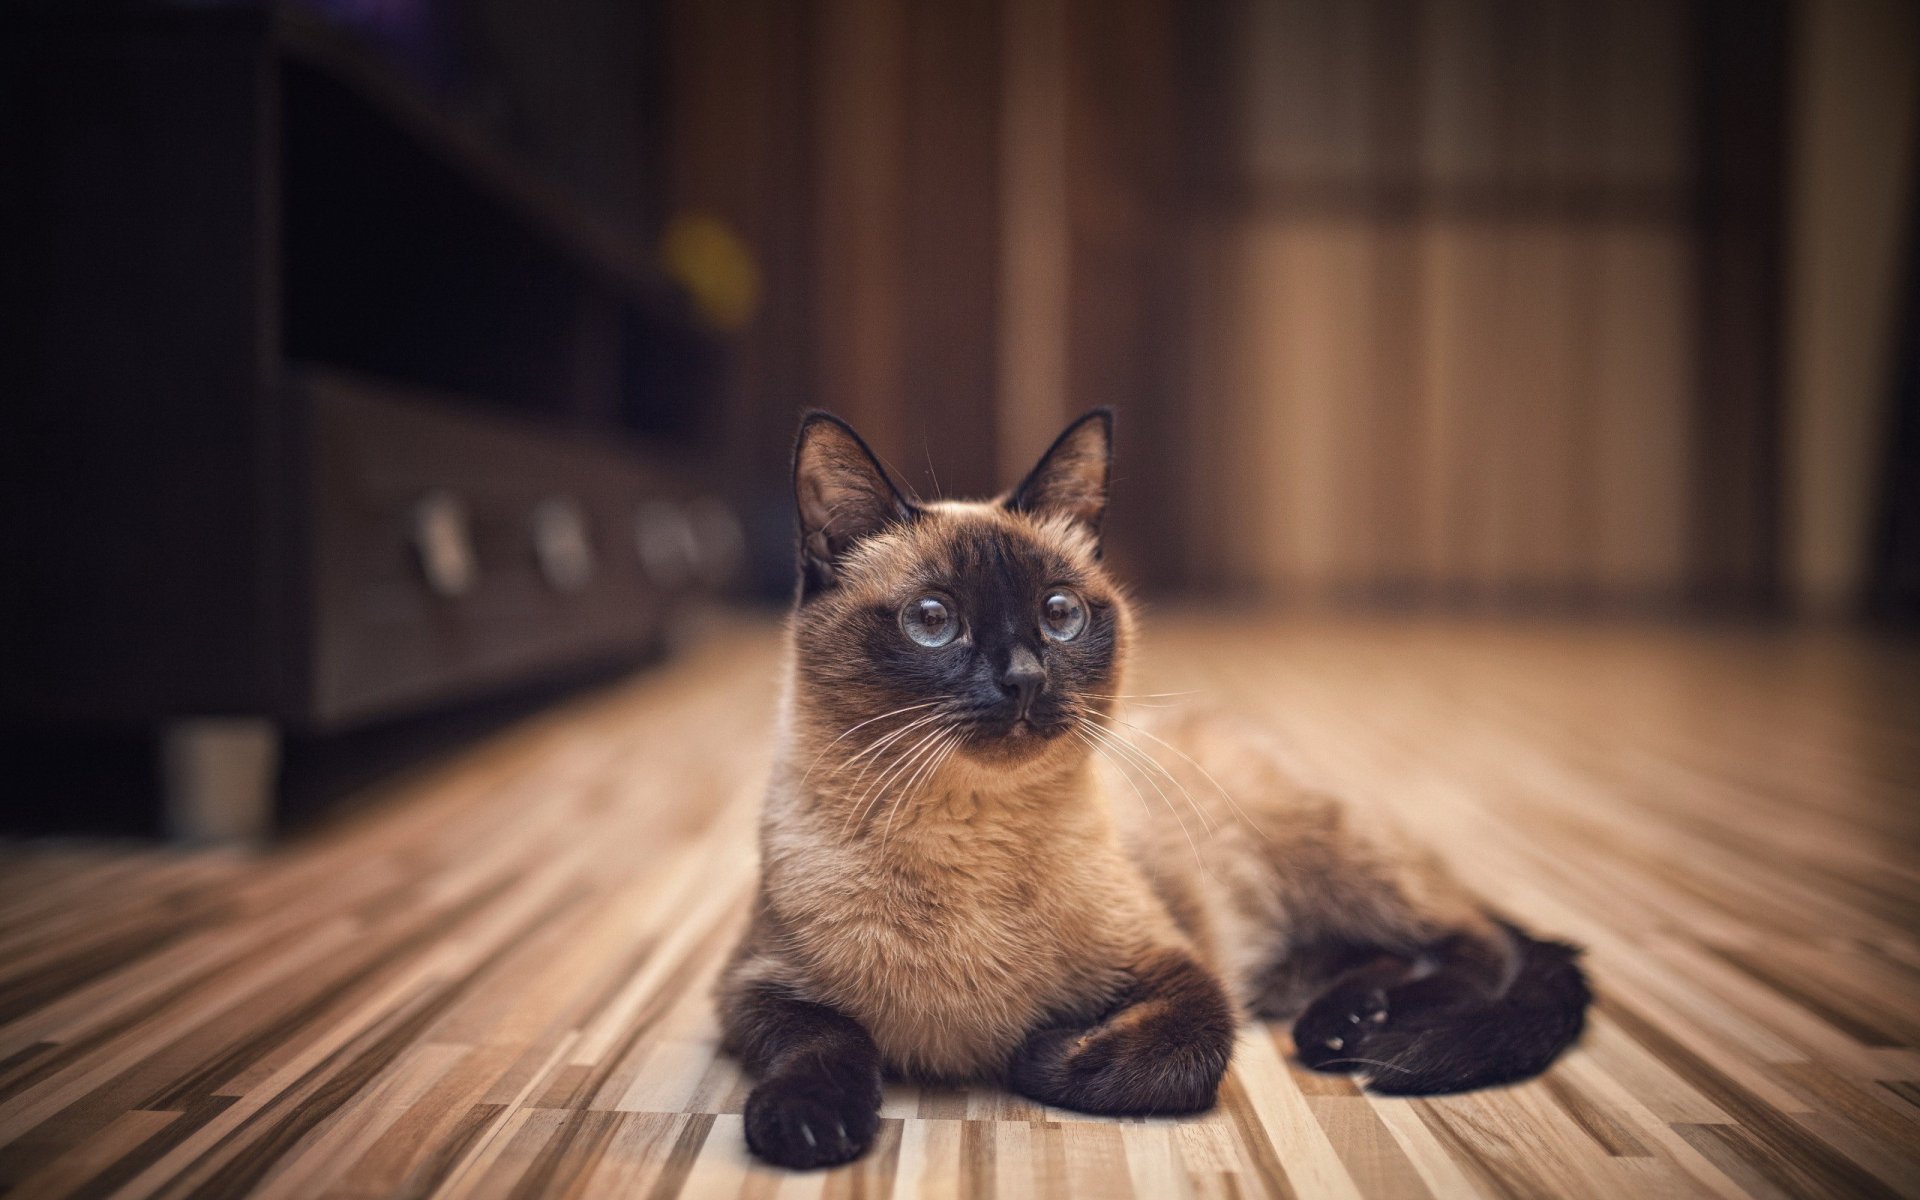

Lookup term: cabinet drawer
[303,373,700,730]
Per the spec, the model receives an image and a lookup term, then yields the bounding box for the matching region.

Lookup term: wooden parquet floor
[2,613,1918,1199]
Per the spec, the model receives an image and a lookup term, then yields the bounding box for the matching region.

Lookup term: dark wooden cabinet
[303,372,708,729]
[1,6,729,836]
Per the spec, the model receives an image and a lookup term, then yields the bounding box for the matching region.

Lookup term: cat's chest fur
[765,790,1138,1078]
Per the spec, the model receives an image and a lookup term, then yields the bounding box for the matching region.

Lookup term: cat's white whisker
[1080,722,1181,815]
[800,700,943,784]
[1073,729,1155,825]
[838,723,941,838]
[872,731,950,851]
[845,721,952,838]
[1305,1055,1420,1075]
[1079,690,1201,703]
[831,709,953,809]
[1080,722,1215,878]
[843,729,942,837]
[833,725,944,829]
[1112,718,1270,843]
[880,730,963,852]
[1085,722,1217,837]
[838,711,946,787]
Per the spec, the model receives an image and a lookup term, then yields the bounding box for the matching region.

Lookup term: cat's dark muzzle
[961,705,1074,753]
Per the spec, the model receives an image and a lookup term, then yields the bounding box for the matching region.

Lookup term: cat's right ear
[793,412,917,595]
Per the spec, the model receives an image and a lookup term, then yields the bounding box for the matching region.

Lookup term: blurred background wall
[1789,0,1920,616]
[668,0,1918,612]
[5,0,1916,836]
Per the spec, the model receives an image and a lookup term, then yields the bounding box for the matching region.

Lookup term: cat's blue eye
[901,595,958,648]
[1041,589,1088,642]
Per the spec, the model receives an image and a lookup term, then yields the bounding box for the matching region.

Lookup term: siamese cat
[718,410,1588,1169]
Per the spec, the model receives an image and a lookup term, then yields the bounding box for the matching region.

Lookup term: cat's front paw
[1292,983,1390,1073]
[1009,1013,1231,1115]
[743,1069,882,1170]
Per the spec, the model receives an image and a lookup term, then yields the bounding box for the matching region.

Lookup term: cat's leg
[1291,926,1510,1071]
[721,978,883,1169]
[1290,919,1589,1094]
[1247,938,1411,1023]
[1007,947,1236,1115]
[1214,783,1590,1094]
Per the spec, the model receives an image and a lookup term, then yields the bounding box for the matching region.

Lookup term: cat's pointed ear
[1005,408,1113,546]
[793,411,917,594]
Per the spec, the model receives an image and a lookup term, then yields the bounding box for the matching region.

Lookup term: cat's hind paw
[1291,984,1390,1074]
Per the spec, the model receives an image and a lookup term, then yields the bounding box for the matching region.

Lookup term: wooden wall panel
[665,0,1193,592]
[660,0,1789,607]
[997,0,1072,480]
[661,0,820,536]
[1218,224,1368,592]
[1687,0,1788,607]
[900,0,1003,498]
[1059,0,1191,588]
[1185,0,1770,608]
[1413,223,1475,592]
[1496,225,1585,593]
[1787,0,1920,614]
[1591,228,1694,594]
[812,0,909,464]
[812,0,1007,498]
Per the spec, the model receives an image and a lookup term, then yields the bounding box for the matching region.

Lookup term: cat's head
[786,410,1130,783]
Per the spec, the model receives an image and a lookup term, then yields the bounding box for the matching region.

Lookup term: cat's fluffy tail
[1361,925,1590,1096]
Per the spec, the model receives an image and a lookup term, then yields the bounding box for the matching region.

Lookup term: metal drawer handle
[635,501,699,590]
[532,498,595,593]
[686,497,745,587]
[411,491,478,597]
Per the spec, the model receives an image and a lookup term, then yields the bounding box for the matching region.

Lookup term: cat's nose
[999,646,1045,720]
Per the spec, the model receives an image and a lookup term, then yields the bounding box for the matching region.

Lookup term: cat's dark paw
[1009,1015,1231,1115]
[1292,984,1390,1073]
[743,1069,882,1170]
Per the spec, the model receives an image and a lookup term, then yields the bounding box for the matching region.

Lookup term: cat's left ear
[1005,408,1113,548]
[793,411,918,595]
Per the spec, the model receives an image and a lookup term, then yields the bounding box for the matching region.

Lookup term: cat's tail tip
[1361,926,1591,1097]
